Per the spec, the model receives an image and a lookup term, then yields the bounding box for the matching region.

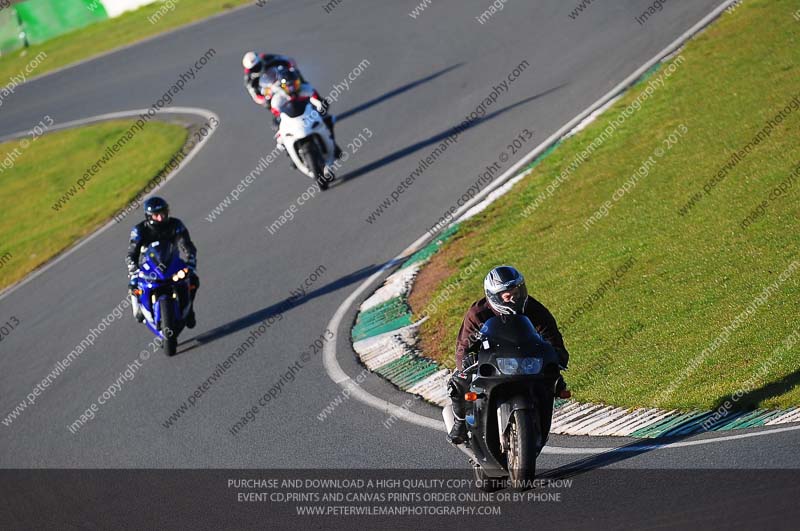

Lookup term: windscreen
[281,98,311,118]
[479,315,544,356]
[140,241,177,276]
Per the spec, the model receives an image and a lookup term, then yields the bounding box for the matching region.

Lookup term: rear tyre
[473,466,506,493]
[299,142,328,191]
[159,298,178,357]
[507,410,538,489]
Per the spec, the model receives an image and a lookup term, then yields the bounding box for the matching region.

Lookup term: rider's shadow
[335,63,464,122]
[174,261,393,355]
[538,438,660,480]
[542,367,800,479]
[330,83,567,188]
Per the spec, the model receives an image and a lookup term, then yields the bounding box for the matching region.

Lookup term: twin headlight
[495,357,543,375]
[172,268,189,282]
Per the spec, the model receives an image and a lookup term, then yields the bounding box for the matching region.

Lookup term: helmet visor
[499,285,525,305]
[282,77,300,95]
[488,282,528,315]
[261,67,281,88]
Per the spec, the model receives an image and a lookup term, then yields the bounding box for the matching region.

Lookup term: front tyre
[507,409,538,489]
[159,298,178,357]
[299,142,328,191]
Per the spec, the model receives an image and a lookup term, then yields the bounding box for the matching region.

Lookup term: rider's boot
[447,374,469,445]
[447,402,468,445]
[323,115,344,159]
[186,274,199,329]
[556,375,571,399]
[186,308,196,329]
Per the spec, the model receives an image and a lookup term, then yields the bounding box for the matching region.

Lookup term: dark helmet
[259,66,280,94]
[272,65,301,96]
[143,196,169,227]
[484,265,528,315]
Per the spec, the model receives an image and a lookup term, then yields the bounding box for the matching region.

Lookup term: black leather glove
[447,371,469,397]
[462,352,477,370]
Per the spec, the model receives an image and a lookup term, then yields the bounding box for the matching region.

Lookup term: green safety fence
[0,8,24,55]
[15,0,108,46]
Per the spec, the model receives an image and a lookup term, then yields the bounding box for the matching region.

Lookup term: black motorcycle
[443,315,561,490]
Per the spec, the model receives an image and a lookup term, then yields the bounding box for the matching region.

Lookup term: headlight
[496,357,542,375]
[172,268,188,282]
[496,358,519,374]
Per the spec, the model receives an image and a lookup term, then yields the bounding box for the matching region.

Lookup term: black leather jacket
[126,218,196,274]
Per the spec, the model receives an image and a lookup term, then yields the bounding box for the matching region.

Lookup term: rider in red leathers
[260,65,341,158]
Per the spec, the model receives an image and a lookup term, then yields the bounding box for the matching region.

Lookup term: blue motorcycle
[130,241,195,356]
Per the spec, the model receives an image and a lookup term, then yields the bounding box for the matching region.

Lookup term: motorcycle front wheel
[159,298,178,357]
[299,142,328,190]
[507,409,538,489]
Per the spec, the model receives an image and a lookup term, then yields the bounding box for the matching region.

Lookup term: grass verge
[411,0,800,411]
[0,0,250,84]
[0,120,188,291]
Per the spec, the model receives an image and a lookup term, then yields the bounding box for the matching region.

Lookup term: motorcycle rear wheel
[473,466,506,492]
[159,298,178,357]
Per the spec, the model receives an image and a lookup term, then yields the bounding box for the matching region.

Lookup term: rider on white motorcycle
[260,65,342,159]
[242,52,304,109]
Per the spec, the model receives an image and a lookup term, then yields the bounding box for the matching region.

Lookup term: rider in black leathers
[126,197,198,328]
[447,265,570,445]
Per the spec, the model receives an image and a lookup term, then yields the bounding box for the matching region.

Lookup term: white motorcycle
[275,100,337,190]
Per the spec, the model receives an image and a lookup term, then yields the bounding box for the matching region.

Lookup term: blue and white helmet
[484,265,528,315]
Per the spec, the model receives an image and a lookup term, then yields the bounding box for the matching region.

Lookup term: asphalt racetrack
[2,1,798,528]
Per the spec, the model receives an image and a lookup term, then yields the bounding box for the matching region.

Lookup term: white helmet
[242,51,261,70]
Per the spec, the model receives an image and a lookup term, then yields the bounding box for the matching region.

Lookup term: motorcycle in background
[443,315,561,490]
[274,99,337,190]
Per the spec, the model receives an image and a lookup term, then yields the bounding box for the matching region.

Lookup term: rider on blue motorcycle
[447,265,570,445]
[126,197,199,328]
